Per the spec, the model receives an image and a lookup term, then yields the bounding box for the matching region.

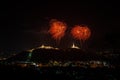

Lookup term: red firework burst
[71,25,91,40]
[49,19,67,41]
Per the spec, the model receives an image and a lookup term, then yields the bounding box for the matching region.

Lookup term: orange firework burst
[49,19,67,41]
[71,25,91,41]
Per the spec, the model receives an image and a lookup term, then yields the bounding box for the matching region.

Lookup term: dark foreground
[0,65,120,80]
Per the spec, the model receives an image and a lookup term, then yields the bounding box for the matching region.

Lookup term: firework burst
[71,25,91,41]
[49,19,67,41]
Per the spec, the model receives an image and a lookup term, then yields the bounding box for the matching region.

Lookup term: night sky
[0,1,120,54]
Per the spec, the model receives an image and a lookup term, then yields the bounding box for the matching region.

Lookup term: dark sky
[0,1,120,54]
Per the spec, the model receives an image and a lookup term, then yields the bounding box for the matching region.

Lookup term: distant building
[37,44,59,50]
[71,43,80,49]
[27,44,59,52]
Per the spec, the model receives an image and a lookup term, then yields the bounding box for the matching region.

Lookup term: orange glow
[71,25,91,40]
[49,19,67,40]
